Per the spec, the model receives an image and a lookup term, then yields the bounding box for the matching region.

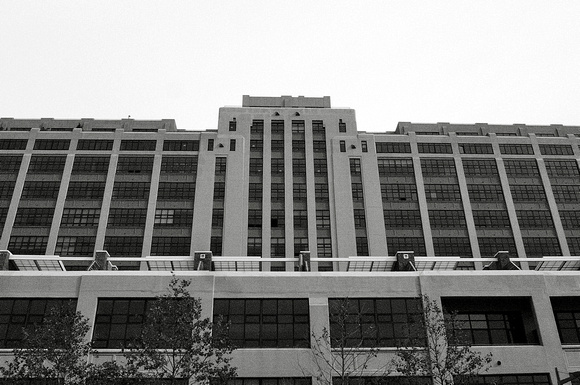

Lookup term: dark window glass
[361,141,368,153]
[67,182,106,199]
[14,208,54,226]
[504,159,539,176]
[271,183,285,202]
[251,120,263,134]
[33,139,70,151]
[213,182,225,201]
[207,139,214,151]
[92,298,153,348]
[376,142,411,153]
[468,184,504,202]
[212,208,224,228]
[28,155,66,173]
[250,158,263,176]
[428,210,466,228]
[213,299,310,348]
[293,210,308,229]
[120,140,156,151]
[229,120,237,131]
[249,183,263,202]
[293,183,307,202]
[384,210,422,228]
[516,210,554,229]
[315,183,329,202]
[163,140,199,152]
[522,237,561,257]
[157,182,195,200]
[560,211,580,229]
[112,182,150,199]
[271,120,285,134]
[271,140,284,152]
[317,237,332,258]
[248,209,262,228]
[293,158,306,176]
[545,160,580,177]
[108,209,147,227]
[21,181,60,199]
[462,159,498,175]
[103,236,143,258]
[420,158,456,176]
[417,143,452,154]
[433,237,472,257]
[499,144,534,155]
[0,139,28,150]
[340,141,346,153]
[339,119,346,133]
[478,237,517,257]
[250,139,263,152]
[473,211,511,228]
[552,297,580,345]
[424,184,461,201]
[356,237,369,256]
[247,237,262,256]
[154,209,193,227]
[271,159,284,175]
[458,143,493,154]
[328,298,423,348]
[77,139,114,151]
[350,159,361,176]
[72,156,110,173]
[61,208,100,227]
[160,156,198,173]
[351,183,364,201]
[150,237,191,256]
[292,120,305,133]
[0,181,16,199]
[470,374,550,385]
[270,237,285,258]
[292,140,305,152]
[293,237,308,257]
[539,144,573,155]
[116,156,154,174]
[8,236,48,254]
[230,139,236,151]
[313,159,327,176]
[312,120,325,134]
[313,140,327,153]
[510,185,546,202]
[215,157,227,175]
[387,237,426,256]
[55,236,95,258]
[553,185,580,202]
[353,209,366,229]
[381,184,417,202]
[0,155,23,173]
[316,210,330,230]
[378,158,414,176]
[0,299,77,348]
[271,209,285,228]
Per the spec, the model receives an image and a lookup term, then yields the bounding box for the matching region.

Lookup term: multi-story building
[2,95,580,384]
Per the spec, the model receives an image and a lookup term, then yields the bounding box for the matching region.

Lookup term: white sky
[1,1,579,132]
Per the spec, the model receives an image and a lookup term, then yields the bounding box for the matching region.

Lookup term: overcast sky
[1,1,579,132]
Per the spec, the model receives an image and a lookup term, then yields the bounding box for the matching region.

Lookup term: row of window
[0,139,201,152]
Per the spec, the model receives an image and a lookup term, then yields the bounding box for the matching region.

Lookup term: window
[0,155,23,173]
[433,237,472,257]
[539,144,573,155]
[471,374,550,385]
[14,208,54,227]
[462,159,498,175]
[108,209,147,227]
[271,140,284,152]
[67,181,106,199]
[250,158,263,176]
[568,238,580,255]
[213,299,310,348]
[112,182,150,199]
[510,185,546,201]
[316,210,330,229]
[271,120,284,134]
[458,143,493,154]
[473,210,511,228]
[160,156,198,173]
[61,208,100,227]
[353,209,366,229]
[212,208,224,228]
[315,183,329,202]
[356,237,369,256]
[8,236,48,254]
[468,184,504,202]
[522,237,561,257]
[545,160,580,177]
[387,237,426,256]
[0,299,77,348]
[312,120,325,134]
[428,210,466,228]
[250,139,263,152]
[120,140,156,151]
[116,156,154,174]
[313,159,327,176]
[499,144,534,155]
[328,298,423,348]
[103,236,143,258]
[154,209,193,227]
[229,120,237,131]
[350,182,365,201]
[249,183,262,202]
[350,158,361,176]
[424,184,461,201]
[293,183,307,201]
[516,210,554,228]
[293,159,306,176]
[207,139,214,151]
[248,209,262,228]
[420,158,456,176]
[0,139,27,150]
[381,184,417,201]
[271,159,284,175]
[417,143,452,154]
[270,237,285,258]
[376,142,411,153]
[92,298,152,348]
[340,140,346,153]
[271,183,285,202]
[214,157,227,175]
[213,182,225,201]
[292,140,305,152]
[292,120,305,133]
[293,210,308,229]
[0,181,16,199]
[384,210,422,228]
[377,158,414,176]
[361,141,368,153]
[339,119,346,133]
[478,237,517,257]
[230,139,236,151]
[271,209,285,228]
[560,211,580,229]
[551,297,580,344]
[33,139,70,150]
[442,297,539,345]
[55,236,95,258]
[77,139,114,151]
[313,140,326,153]
[72,156,110,173]
[21,181,60,199]
[157,182,196,200]
[504,159,539,176]
[151,237,191,256]
[294,237,308,256]
[552,185,580,202]
[247,237,262,256]
[317,237,332,258]
[163,140,199,152]
[28,155,66,173]
[250,120,263,134]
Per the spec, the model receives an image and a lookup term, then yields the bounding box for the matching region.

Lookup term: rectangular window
[250,120,263,134]
[55,236,96,258]
[376,142,411,153]
[421,158,456,176]
[271,140,284,152]
[214,157,227,175]
[0,139,28,150]
[120,140,156,151]
[293,210,308,229]
[504,159,539,176]
[560,211,580,229]
[294,237,308,257]
[213,182,225,201]
[478,237,517,257]
[228,120,237,131]
[433,237,472,257]
[353,209,366,229]
[293,183,307,202]
[339,119,346,133]
[271,120,284,134]
[499,144,534,155]
[207,139,214,151]
[292,120,305,133]
[249,183,263,202]
[250,158,263,176]
[313,159,327,176]
[250,139,263,152]
[112,182,150,199]
[471,374,550,385]
[539,144,573,155]
[28,155,66,173]
[33,139,70,151]
[8,236,48,255]
[271,183,285,202]
[92,298,152,348]
[61,208,100,227]
[14,208,54,227]
[361,141,368,153]
[387,237,426,256]
[313,140,326,153]
[213,299,310,348]
[67,181,106,199]
[516,210,554,228]
[21,181,60,199]
[381,184,417,202]
[160,156,198,173]
[157,182,196,200]
[377,158,414,176]
[384,210,422,228]
[248,209,262,228]
[151,237,191,256]
[339,140,346,152]
[458,143,493,154]
[270,237,285,258]
[107,208,147,227]
[315,183,329,202]
[312,120,325,134]
[0,181,15,199]
[271,209,285,228]
[551,297,580,344]
[116,156,154,174]
[154,209,193,227]
[424,184,461,201]
[163,140,200,152]
[292,140,305,153]
[522,237,561,257]
[328,298,422,348]
[0,155,23,173]
[417,143,452,154]
[271,158,284,175]
[545,160,580,177]
[316,210,330,229]
[103,236,143,258]
[553,185,580,202]
[72,156,110,173]
[293,158,306,176]
[510,185,546,202]
[462,159,498,175]
[356,237,369,256]
[317,237,332,258]
[230,139,236,151]
[468,184,504,202]
[351,183,364,201]
[428,210,466,228]
[0,299,77,348]
[212,208,224,228]
[77,139,114,151]
[247,237,262,256]
[349,158,361,176]
[473,210,511,228]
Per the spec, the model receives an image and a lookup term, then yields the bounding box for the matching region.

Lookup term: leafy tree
[392,296,492,385]
[0,301,95,385]
[124,277,236,385]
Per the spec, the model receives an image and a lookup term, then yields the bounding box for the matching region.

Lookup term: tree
[392,296,492,385]
[124,277,236,385]
[308,298,390,385]
[0,301,95,385]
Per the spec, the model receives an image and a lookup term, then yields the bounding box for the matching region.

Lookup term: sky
[1,1,579,133]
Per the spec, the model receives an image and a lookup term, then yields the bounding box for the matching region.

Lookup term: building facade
[2,95,580,384]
